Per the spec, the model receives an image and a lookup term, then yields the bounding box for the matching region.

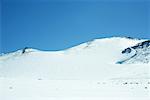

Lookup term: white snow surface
[0,37,150,100]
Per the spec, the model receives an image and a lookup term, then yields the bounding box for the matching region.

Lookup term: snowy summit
[0,37,150,79]
[0,37,150,100]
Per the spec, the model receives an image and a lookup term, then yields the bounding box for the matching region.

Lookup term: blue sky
[1,0,150,53]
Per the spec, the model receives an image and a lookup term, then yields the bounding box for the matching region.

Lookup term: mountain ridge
[0,36,146,55]
[0,37,149,80]
[0,37,149,65]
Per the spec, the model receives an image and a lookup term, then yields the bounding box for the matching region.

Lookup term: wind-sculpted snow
[0,37,150,100]
[117,48,137,64]
[119,40,150,64]
[0,37,149,79]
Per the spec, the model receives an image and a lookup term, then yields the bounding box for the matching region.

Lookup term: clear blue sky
[1,0,150,53]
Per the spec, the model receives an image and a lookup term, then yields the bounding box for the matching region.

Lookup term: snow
[0,37,150,100]
[117,48,137,64]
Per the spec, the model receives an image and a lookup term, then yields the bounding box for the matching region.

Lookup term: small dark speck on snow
[144,87,148,89]
[9,86,13,89]
[123,82,127,85]
[97,82,100,84]
[38,78,42,80]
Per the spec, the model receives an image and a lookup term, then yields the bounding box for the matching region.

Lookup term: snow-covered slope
[118,40,150,64]
[0,37,150,100]
[0,37,148,79]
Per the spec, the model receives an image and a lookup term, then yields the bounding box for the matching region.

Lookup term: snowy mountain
[0,37,150,100]
[118,40,150,64]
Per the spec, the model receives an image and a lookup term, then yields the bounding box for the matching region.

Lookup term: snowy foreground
[0,37,150,100]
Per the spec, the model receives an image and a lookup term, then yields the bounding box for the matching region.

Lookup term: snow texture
[0,37,150,100]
